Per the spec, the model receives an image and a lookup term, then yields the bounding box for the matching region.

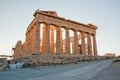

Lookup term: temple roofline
[33,9,97,29]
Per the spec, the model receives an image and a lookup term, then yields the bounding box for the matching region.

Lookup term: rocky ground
[0,59,119,80]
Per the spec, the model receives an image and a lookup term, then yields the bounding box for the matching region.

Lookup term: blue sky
[0,0,120,55]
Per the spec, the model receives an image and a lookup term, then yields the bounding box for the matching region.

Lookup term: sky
[0,0,120,56]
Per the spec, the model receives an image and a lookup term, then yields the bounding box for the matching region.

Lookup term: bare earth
[0,59,119,80]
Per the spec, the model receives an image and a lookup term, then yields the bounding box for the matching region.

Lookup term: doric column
[36,22,40,53]
[93,35,98,56]
[50,26,55,53]
[56,26,61,53]
[65,27,70,54]
[45,23,50,53]
[81,31,85,55]
[34,21,40,53]
[41,24,46,52]
[60,29,63,53]
[74,30,78,54]
[87,34,92,55]
[72,41,74,54]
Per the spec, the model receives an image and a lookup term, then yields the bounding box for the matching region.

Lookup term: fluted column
[81,31,85,55]
[65,27,70,54]
[72,41,74,54]
[60,29,63,53]
[36,22,40,53]
[87,34,92,55]
[74,30,78,54]
[45,23,50,53]
[93,35,98,56]
[41,24,46,52]
[34,21,40,53]
[50,27,55,53]
[56,26,61,53]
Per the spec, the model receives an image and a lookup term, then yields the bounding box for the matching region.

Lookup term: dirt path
[90,60,120,80]
[0,59,114,80]
[27,59,113,80]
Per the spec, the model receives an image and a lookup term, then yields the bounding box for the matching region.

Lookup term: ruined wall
[14,21,39,58]
[23,23,37,55]
[13,41,23,59]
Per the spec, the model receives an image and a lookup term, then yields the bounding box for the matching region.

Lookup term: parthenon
[13,10,98,59]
